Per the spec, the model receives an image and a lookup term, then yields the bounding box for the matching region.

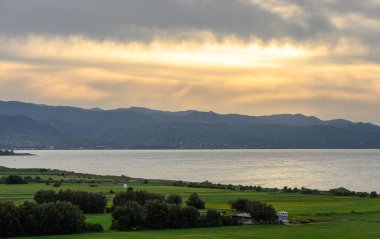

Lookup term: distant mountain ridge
[0,101,379,149]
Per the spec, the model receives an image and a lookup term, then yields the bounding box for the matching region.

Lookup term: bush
[5,175,27,184]
[53,182,61,187]
[329,187,355,196]
[111,201,144,231]
[221,215,240,226]
[356,192,369,197]
[198,209,222,227]
[84,223,104,232]
[186,193,205,209]
[167,194,182,205]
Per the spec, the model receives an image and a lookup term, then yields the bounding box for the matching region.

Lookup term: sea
[1,149,379,192]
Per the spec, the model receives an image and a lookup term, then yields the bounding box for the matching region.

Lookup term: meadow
[1,166,380,238]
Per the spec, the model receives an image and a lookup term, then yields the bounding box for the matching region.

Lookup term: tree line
[0,201,95,238]
[34,189,107,213]
[172,180,378,198]
[111,190,239,230]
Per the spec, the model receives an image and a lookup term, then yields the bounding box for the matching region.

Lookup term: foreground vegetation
[1,166,380,238]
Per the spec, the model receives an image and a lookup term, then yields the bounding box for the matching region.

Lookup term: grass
[1,166,380,238]
[20,221,380,239]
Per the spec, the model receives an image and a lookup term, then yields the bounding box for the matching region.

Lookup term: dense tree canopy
[186,193,205,209]
[34,189,106,213]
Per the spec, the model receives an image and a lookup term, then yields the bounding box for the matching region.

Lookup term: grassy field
[1,166,380,238]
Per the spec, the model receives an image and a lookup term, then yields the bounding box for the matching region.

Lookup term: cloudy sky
[1,0,380,123]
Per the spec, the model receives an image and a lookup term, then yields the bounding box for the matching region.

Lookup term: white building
[277,211,289,223]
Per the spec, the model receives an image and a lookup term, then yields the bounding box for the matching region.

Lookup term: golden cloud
[0,35,380,122]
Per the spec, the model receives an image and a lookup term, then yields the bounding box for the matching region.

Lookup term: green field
[1,167,380,239]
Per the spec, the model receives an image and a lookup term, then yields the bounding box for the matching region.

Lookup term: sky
[1,0,380,123]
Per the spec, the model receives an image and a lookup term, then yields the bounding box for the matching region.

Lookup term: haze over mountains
[1,101,380,149]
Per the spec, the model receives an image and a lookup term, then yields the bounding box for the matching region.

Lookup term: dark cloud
[0,0,338,42]
[1,0,379,50]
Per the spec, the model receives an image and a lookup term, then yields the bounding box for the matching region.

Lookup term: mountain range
[1,101,380,149]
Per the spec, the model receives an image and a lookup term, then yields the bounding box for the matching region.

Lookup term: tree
[111,201,144,230]
[182,206,200,228]
[144,201,170,229]
[0,201,22,237]
[39,201,85,235]
[186,193,205,209]
[247,201,276,224]
[34,190,56,204]
[113,190,165,208]
[203,209,222,227]
[5,175,27,184]
[166,204,184,228]
[0,201,86,237]
[167,194,182,205]
[34,189,106,213]
[19,201,45,236]
[229,198,249,212]
[370,191,378,198]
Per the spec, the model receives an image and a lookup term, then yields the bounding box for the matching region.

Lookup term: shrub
[111,201,144,231]
[356,192,369,197]
[5,175,27,184]
[53,182,61,187]
[221,215,240,226]
[84,223,104,232]
[186,193,205,209]
[329,187,355,196]
[198,209,222,227]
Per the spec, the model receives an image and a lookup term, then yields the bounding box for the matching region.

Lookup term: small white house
[123,183,128,188]
[277,211,289,223]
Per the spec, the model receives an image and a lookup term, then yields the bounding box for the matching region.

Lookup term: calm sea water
[0,149,379,192]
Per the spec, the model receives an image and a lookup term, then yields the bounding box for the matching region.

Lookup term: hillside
[0,101,380,149]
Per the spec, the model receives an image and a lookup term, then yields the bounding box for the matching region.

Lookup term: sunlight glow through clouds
[0,35,309,68]
[0,33,380,123]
